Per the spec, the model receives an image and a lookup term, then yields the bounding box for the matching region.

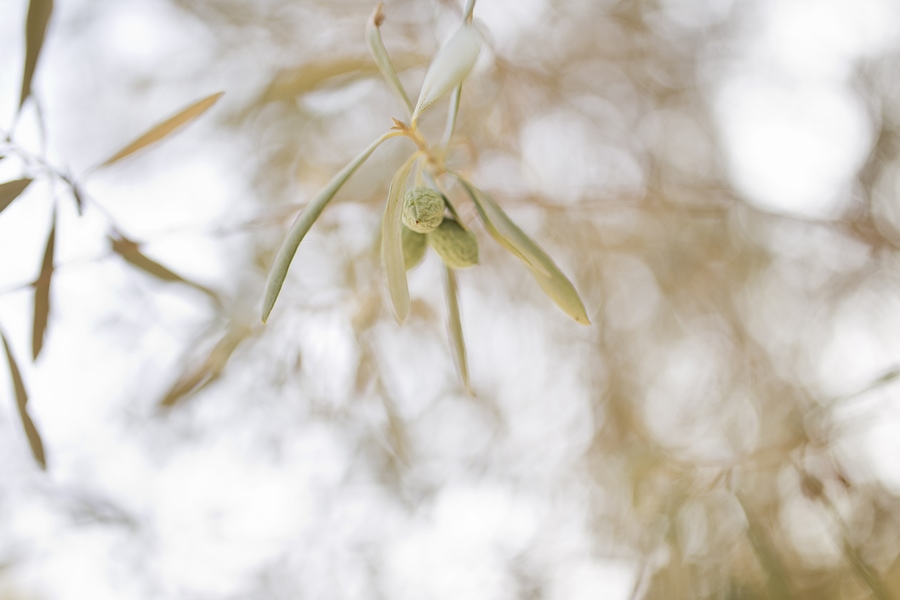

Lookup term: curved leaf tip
[413,23,482,120]
[262,133,397,323]
[456,177,591,325]
[98,91,225,168]
[381,155,419,323]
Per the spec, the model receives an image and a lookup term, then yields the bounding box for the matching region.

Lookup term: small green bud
[428,218,478,269]
[402,226,427,270]
[402,187,444,233]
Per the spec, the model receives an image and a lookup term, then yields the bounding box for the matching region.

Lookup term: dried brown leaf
[19,0,53,109]
[32,209,55,360]
[98,91,224,167]
[0,178,33,214]
[159,323,250,408]
[1,329,46,469]
[110,236,219,301]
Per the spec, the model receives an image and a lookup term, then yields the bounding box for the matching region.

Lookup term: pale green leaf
[19,0,53,109]
[1,328,46,469]
[440,84,463,148]
[98,92,224,167]
[412,23,482,121]
[457,178,591,325]
[0,179,33,214]
[455,177,547,275]
[381,153,419,323]
[262,132,398,323]
[444,265,472,394]
[367,2,413,115]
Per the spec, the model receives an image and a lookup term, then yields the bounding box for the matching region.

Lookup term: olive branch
[261,1,590,390]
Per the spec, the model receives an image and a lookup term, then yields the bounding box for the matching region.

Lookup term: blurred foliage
[3,0,900,598]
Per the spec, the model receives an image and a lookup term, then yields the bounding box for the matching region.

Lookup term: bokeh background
[3,0,900,598]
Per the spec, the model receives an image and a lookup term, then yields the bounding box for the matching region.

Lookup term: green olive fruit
[428,218,478,269]
[402,187,445,233]
[402,226,427,270]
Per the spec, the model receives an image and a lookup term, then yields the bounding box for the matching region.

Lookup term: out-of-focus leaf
[19,0,54,110]
[367,2,413,115]
[444,265,472,394]
[381,153,419,323]
[412,23,482,120]
[0,178,33,214]
[840,530,893,600]
[740,496,793,600]
[159,323,250,408]
[266,57,372,100]
[71,183,84,215]
[98,91,224,167]
[457,178,591,324]
[32,209,55,360]
[262,132,398,323]
[257,53,422,107]
[110,236,219,301]
[1,328,46,470]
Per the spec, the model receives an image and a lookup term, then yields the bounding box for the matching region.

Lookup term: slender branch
[463,0,477,23]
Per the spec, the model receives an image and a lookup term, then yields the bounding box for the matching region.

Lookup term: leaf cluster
[261,1,589,393]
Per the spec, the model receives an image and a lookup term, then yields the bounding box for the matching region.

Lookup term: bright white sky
[2,0,900,598]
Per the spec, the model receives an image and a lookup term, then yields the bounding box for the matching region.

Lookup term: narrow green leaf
[367,2,413,116]
[455,178,547,275]
[98,91,224,167]
[457,177,591,324]
[32,209,56,360]
[0,178,33,214]
[1,328,46,469]
[19,0,54,110]
[444,265,472,394]
[412,23,482,121]
[381,153,419,323]
[262,132,398,322]
[440,84,463,148]
[110,236,219,301]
